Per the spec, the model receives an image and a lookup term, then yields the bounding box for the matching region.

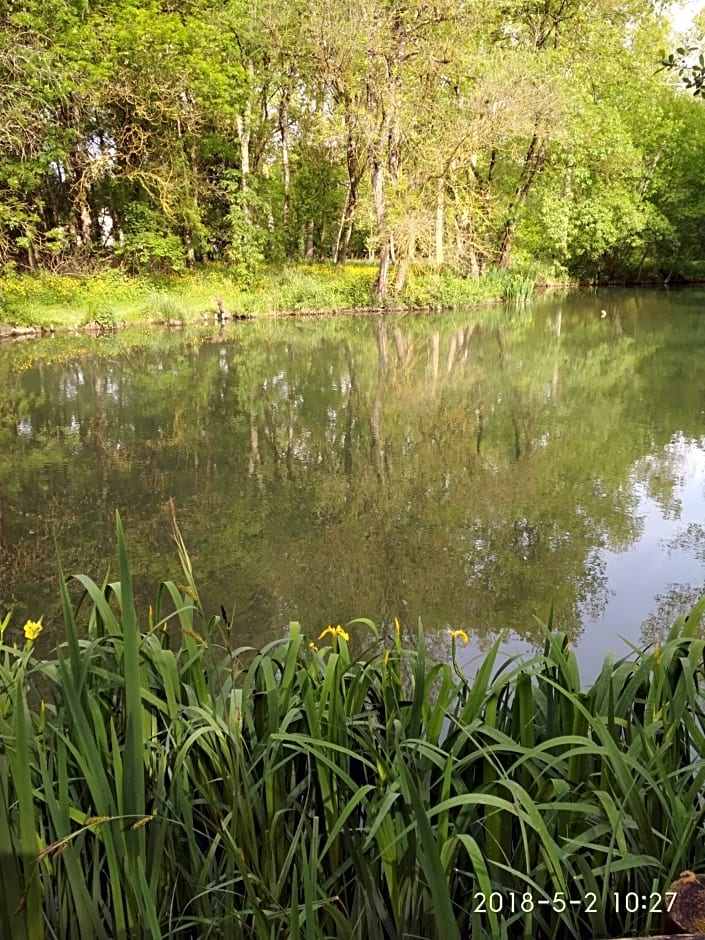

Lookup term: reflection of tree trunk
[429,331,440,392]
[264,403,281,476]
[495,326,522,460]
[393,327,407,366]
[371,323,388,483]
[341,342,355,476]
[511,414,521,460]
[494,327,507,370]
[377,321,389,371]
[462,325,477,367]
[476,403,484,456]
[370,383,385,484]
[248,411,263,487]
[552,308,562,399]
[446,332,457,375]
[286,410,295,481]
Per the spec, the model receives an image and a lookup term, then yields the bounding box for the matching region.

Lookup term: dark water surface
[2,289,705,678]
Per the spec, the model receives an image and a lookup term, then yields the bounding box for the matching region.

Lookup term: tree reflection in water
[2,290,705,667]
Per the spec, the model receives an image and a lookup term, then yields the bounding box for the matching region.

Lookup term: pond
[2,288,705,679]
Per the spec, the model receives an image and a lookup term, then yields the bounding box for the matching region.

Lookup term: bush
[114,230,186,274]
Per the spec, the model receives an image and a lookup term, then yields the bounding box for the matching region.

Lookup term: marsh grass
[145,291,190,324]
[399,266,536,309]
[2,517,705,938]
[0,262,541,330]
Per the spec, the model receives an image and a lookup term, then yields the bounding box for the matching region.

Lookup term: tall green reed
[1,514,705,938]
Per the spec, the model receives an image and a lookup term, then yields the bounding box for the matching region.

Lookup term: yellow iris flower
[318,625,350,642]
[23,619,43,641]
[448,629,469,645]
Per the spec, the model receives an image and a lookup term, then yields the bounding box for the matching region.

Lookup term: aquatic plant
[1,515,705,938]
[500,273,535,304]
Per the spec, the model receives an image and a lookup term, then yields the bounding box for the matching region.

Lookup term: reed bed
[2,514,705,939]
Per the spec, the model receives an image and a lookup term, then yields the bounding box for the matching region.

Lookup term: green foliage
[400,266,536,308]
[661,46,705,97]
[0,265,379,327]
[114,207,186,275]
[84,300,117,331]
[2,518,705,937]
[0,0,702,288]
[223,180,268,283]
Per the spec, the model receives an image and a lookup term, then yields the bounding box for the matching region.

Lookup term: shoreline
[3,268,703,346]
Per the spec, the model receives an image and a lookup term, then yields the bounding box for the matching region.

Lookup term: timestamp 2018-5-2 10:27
[471,891,677,917]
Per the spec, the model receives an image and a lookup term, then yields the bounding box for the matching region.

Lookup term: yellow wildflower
[23,619,43,642]
[317,625,350,642]
[653,643,661,667]
[394,616,401,637]
[448,629,469,645]
[308,641,318,651]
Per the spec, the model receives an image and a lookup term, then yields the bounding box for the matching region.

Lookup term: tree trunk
[334,103,364,264]
[498,133,546,268]
[236,60,254,219]
[371,158,390,298]
[333,191,349,264]
[279,88,291,255]
[558,165,572,259]
[435,177,444,265]
[393,253,408,294]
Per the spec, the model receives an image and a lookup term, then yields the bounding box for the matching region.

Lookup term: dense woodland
[2,0,705,295]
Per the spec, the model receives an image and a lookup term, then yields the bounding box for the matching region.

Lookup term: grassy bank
[2,514,704,939]
[0,263,544,332]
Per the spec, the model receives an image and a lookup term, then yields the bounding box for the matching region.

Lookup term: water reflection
[2,290,705,675]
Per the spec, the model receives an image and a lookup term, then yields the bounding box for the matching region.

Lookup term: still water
[2,289,705,678]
